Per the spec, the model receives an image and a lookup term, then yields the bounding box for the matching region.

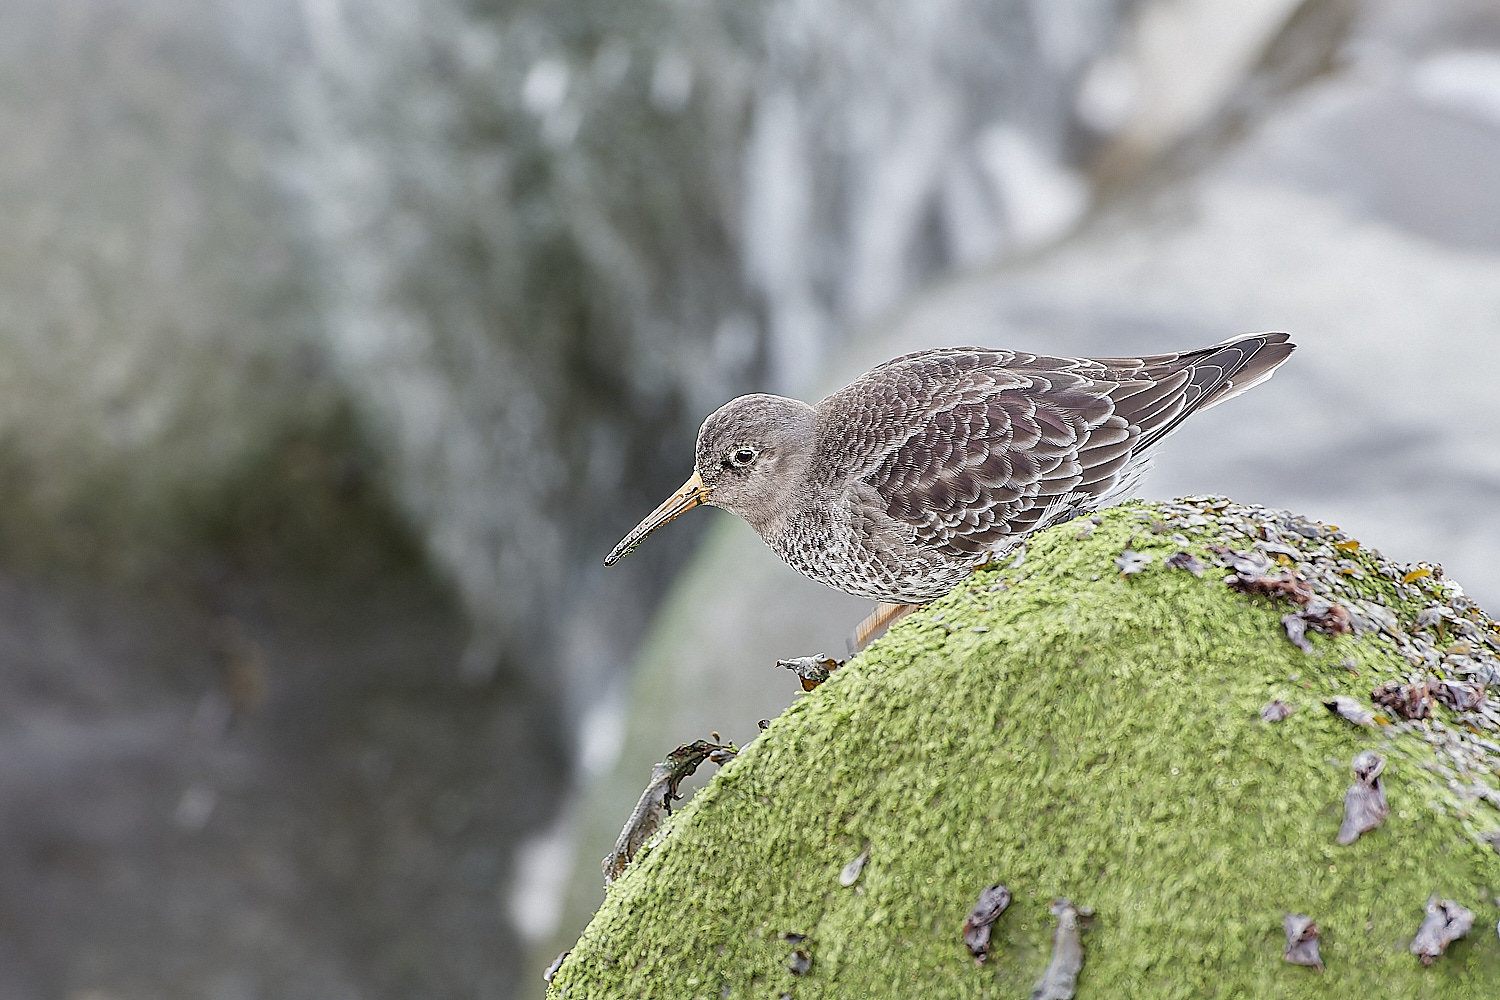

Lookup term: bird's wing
[821,334,1292,560]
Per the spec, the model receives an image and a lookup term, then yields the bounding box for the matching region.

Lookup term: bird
[606,332,1294,647]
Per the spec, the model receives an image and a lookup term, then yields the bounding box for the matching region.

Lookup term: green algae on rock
[549,498,1500,999]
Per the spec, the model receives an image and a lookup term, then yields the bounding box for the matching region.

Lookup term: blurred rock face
[0,0,326,571]
[0,3,570,1000]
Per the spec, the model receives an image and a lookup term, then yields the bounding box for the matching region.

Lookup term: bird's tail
[1193,331,1296,411]
[1119,331,1295,453]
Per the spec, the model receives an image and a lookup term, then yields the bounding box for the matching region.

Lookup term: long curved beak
[604,471,711,566]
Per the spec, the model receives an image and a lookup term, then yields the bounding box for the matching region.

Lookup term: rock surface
[550,498,1500,997]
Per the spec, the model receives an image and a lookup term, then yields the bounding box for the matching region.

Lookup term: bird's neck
[741,447,817,540]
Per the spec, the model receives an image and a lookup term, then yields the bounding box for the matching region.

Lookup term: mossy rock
[549,498,1500,998]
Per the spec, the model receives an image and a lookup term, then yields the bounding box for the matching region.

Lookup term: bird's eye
[730,447,757,467]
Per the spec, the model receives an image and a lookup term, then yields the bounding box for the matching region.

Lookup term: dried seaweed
[1212,543,1355,655]
[1260,699,1296,723]
[960,883,1011,963]
[1030,899,1091,1000]
[1324,695,1376,728]
[1221,556,1313,605]
[1431,678,1484,712]
[602,739,738,885]
[839,845,870,887]
[1372,679,1432,721]
[1164,550,1205,577]
[776,653,842,691]
[1256,539,1302,560]
[1336,750,1388,845]
[1282,612,1313,654]
[1282,914,1323,971]
[1410,895,1474,966]
[1302,596,1352,635]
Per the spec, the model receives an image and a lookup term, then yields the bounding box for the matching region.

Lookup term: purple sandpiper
[606,332,1294,635]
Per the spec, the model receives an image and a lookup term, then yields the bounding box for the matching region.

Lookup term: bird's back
[792,332,1293,602]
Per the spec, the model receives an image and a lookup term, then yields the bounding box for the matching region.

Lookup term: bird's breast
[764,490,970,603]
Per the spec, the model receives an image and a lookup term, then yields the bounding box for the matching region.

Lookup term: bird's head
[605,393,818,566]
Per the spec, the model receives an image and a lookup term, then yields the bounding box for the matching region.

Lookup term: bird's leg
[850,602,920,653]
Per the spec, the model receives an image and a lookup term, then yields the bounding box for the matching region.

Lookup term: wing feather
[815,333,1294,566]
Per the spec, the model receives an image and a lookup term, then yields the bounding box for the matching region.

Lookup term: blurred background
[2,0,1499,996]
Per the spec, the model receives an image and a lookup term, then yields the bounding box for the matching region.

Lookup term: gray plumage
[607,332,1294,604]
